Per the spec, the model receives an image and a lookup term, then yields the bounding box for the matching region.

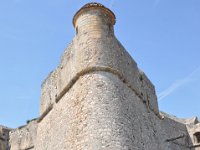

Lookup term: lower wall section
[9,120,37,150]
[0,126,10,150]
[35,72,193,150]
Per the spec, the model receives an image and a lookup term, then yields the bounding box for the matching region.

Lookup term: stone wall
[9,119,37,150]
[36,70,194,149]
[35,3,195,150]
[186,118,200,149]
[39,5,160,123]
[160,114,194,149]
[40,70,58,116]
[0,3,199,150]
[0,126,10,150]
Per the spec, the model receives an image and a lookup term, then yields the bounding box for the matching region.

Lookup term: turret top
[73,2,116,27]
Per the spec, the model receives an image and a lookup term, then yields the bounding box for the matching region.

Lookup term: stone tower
[2,2,200,150]
[33,2,198,150]
[35,2,161,149]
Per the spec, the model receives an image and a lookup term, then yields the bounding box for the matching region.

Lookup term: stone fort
[0,2,200,150]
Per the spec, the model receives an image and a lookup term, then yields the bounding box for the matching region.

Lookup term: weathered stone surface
[36,72,194,150]
[35,3,199,149]
[40,70,58,115]
[0,126,11,150]
[1,2,200,150]
[186,118,200,149]
[40,2,159,118]
[9,119,37,150]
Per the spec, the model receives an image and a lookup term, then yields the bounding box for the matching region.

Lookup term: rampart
[9,119,37,150]
[0,2,200,150]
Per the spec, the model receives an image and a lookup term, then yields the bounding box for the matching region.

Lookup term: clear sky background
[0,0,199,128]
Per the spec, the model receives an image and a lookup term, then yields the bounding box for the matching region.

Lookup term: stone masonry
[0,126,10,150]
[0,2,200,150]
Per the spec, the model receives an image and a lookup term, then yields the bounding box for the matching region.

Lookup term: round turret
[73,2,116,27]
[73,2,116,36]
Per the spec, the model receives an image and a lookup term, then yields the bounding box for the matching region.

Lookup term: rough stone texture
[0,126,10,150]
[40,70,58,115]
[36,72,194,150]
[40,4,159,117]
[35,2,198,150]
[186,117,200,149]
[9,119,37,150]
[0,2,200,150]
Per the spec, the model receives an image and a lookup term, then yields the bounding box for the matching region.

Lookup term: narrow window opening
[194,132,200,143]
[108,24,112,32]
[76,27,78,35]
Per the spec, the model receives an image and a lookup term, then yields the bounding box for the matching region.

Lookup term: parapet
[9,119,38,150]
[73,2,116,37]
[73,2,116,27]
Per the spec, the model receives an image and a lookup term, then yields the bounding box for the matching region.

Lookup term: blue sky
[0,0,200,128]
